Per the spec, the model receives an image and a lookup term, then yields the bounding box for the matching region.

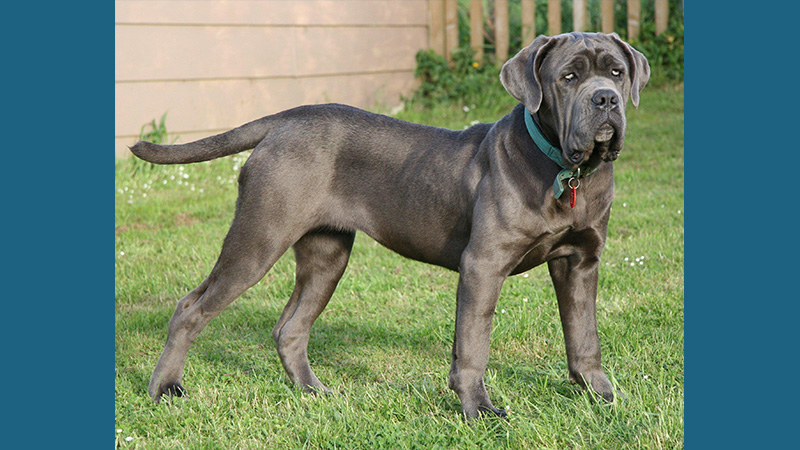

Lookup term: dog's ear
[500,35,558,113]
[609,33,651,108]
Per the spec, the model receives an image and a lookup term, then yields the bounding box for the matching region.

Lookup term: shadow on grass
[120,301,451,388]
[119,292,590,409]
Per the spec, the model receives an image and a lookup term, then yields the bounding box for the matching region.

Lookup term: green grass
[115,83,683,449]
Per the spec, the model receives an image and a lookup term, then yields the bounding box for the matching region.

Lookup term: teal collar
[523,108,596,199]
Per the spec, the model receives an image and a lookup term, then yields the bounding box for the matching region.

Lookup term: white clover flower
[125,437,134,442]
[501,309,507,314]
[116,429,122,434]
[463,106,470,112]
[522,273,529,278]
[523,297,528,302]
[120,251,125,256]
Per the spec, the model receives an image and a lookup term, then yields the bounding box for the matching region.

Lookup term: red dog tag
[570,185,577,208]
[568,177,580,208]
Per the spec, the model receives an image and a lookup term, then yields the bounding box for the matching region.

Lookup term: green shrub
[408,46,504,109]
[628,3,684,84]
[409,1,683,109]
[129,112,176,177]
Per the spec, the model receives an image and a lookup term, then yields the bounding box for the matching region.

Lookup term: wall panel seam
[115,69,416,84]
[115,23,428,29]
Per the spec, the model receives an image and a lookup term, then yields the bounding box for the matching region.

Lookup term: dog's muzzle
[594,123,614,142]
[591,89,620,111]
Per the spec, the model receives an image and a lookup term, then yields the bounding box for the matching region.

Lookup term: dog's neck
[528,108,605,176]
[531,111,560,150]
[524,107,599,200]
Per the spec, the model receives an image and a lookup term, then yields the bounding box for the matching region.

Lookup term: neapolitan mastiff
[131,32,649,419]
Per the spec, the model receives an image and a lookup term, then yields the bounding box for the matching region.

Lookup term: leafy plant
[629,2,684,84]
[412,1,684,112]
[139,112,173,144]
[408,46,504,109]
[130,112,176,177]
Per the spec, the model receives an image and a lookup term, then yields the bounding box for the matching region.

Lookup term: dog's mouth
[598,122,624,162]
[594,123,615,143]
[564,123,618,167]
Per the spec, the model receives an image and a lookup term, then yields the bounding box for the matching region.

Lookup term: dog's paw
[571,370,620,403]
[478,405,508,419]
[302,384,333,396]
[461,402,509,421]
[150,382,187,403]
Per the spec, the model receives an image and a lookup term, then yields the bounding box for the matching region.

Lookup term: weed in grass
[129,112,177,179]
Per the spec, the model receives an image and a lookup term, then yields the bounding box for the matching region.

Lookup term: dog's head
[500,32,650,169]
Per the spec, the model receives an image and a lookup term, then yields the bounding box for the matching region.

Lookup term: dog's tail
[129,116,274,164]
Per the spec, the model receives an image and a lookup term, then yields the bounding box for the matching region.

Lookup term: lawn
[115,82,683,449]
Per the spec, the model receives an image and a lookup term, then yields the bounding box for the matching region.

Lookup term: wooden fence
[429,0,671,61]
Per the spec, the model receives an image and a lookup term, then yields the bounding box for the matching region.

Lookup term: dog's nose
[591,89,619,109]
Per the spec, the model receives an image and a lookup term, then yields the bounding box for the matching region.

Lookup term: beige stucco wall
[115,0,430,158]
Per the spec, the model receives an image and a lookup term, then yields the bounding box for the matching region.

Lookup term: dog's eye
[564,73,576,82]
[611,69,622,77]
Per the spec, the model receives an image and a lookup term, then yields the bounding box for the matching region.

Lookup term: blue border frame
[4,3,110,447]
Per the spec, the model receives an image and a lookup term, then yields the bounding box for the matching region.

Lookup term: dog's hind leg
[148,169,303,402]
[272,230,355,393]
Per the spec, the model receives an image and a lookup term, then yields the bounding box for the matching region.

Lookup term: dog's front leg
[448,250,510,420]
[547,253,616,402]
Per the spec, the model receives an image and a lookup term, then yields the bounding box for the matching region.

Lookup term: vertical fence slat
[436,0,664,62]
[429,0,445,56]
[495,0,509,61]
[628,0,641,41]
[521,0,535,45]
[573,0,586,32]
[655,0,668,35]
[470,0,484,60]
[601,0,614,34]
[445,0,458,60]
[547,0,561,36]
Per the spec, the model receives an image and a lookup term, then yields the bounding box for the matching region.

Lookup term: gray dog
[131,32,649,419]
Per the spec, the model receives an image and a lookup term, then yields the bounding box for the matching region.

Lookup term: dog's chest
[510,223,606,275]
